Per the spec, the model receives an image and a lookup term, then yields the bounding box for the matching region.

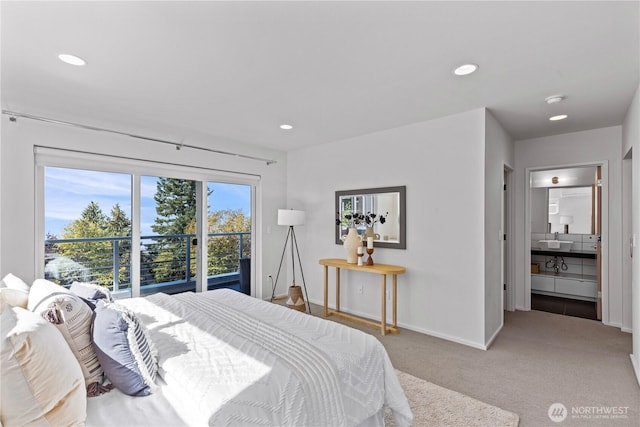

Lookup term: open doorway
[528,165,603,321]
[503,166,515,312]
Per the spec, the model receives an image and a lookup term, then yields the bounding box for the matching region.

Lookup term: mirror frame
[335,185,406,249]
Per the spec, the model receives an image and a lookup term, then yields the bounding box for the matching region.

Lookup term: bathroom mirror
[547,187,593,234]
[335,186,406,249]
[530,166,596,234]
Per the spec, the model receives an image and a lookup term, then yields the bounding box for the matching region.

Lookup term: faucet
[554,231,559,240]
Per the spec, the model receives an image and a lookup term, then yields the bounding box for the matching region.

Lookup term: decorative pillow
[92,300,158,396]
[27,279,104,392]
[1,306,86,426]
[70,281,113,302]
[0,273,31,292]
[0,287,29,310]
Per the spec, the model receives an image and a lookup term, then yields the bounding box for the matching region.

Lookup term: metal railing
[44,232,251,293]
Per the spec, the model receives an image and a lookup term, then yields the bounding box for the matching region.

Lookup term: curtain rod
[2,110,277,165]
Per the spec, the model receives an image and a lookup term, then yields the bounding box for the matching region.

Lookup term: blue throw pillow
[70,282,113,303]
[92,300,157,396]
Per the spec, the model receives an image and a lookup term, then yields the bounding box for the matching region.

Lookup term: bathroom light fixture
[552,176,559,184]
[453,63,478,76]
[58,54,86,66]
[549,114,568,121]
[280,124,293,130]
[545,95,565,104]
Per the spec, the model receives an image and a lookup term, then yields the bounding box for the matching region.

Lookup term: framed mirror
[335,186,406,249]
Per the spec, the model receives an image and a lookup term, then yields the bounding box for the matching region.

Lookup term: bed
[2,276,411,426]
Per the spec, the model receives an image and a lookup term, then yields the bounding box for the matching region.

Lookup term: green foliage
[47,180,250,290]
[149,178,198,283]
[185,209,251,277]
[51,201,131,288]
[151,178,197,236]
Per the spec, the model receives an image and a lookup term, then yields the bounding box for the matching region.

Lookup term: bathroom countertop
[531,249,596,259]
[531,271,596,281]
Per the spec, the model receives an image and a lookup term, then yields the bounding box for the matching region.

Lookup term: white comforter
[118,289,412,427]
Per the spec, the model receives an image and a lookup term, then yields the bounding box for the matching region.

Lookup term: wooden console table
[319,258,406,335]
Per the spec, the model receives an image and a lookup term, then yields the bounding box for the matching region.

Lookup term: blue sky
[45,167,251,237]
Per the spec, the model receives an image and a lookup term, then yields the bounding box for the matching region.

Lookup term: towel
[548,240,561,249]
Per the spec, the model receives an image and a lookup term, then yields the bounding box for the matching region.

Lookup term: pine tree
[107,203,131,236]
[54,201,131,287]
[149,178,199,283]
[151,178,197,236]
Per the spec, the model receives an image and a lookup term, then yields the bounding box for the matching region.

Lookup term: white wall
[286,109,493,348]
[0,116,288,300]
[622,84,639,385]
[514,126,626,329]
[484,110,514,345]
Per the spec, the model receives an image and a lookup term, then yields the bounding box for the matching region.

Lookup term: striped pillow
[92,300,158,396]
[27,279,104,391]
[70,281,113,303]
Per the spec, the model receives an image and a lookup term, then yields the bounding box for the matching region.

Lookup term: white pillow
[0,287,29,310]
[1,306,86,426]
[0,273,30,292]
[28,279,104,390]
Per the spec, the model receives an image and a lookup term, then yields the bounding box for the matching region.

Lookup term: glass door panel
[206,182,252,294]
[44,167,132,296]
[140,176,197,295]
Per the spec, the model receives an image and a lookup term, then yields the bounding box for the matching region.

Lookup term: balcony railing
[44,232,251,295]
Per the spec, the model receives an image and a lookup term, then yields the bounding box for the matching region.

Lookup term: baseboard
[484,323,504,349]
[308,298,488,350]
[621,326,633,334]
[630,354,640,387]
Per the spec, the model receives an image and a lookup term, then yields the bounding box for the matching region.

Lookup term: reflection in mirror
[335,186,406,249]
[530,166,596,234]
[548,187,592,234]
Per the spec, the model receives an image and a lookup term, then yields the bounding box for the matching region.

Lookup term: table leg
[381,274,387,335]
[323,266,328,317]
[392,274,397,328]
[336,268,341,313]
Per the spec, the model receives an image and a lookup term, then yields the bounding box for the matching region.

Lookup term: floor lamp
[271,209,311,314]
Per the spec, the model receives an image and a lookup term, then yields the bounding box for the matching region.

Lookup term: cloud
[45,168,131,197]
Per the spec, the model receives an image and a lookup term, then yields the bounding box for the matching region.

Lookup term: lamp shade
[278,209,305,226]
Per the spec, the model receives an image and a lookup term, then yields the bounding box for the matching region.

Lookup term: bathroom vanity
[530,234,598,302]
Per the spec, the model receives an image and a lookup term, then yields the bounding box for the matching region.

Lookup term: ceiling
[2,1,639,153]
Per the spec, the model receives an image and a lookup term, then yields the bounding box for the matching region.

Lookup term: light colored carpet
[386,370,520,427]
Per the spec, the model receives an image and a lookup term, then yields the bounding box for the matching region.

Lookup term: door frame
[503,165,516,311]
[524,161,609,320]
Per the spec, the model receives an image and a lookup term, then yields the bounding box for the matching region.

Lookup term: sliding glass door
[41,161,255,298]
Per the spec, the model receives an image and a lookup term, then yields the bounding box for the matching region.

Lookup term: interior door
[595,166,602,320]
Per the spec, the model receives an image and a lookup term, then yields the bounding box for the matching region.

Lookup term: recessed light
[58,54,86,66]
[280,124,293,130]
[545,95,565,104]
[453,63,478,76]
[549,114,568,121]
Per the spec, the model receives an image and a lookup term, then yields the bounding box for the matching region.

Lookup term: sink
[538,240,573,251]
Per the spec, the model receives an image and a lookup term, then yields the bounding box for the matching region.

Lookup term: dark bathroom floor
[531,293,598,321]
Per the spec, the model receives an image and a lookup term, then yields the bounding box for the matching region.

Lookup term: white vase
[364,227,381,241]
[342,228,362,264]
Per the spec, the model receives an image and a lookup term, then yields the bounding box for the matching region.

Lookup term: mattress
[89,289,412,426]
